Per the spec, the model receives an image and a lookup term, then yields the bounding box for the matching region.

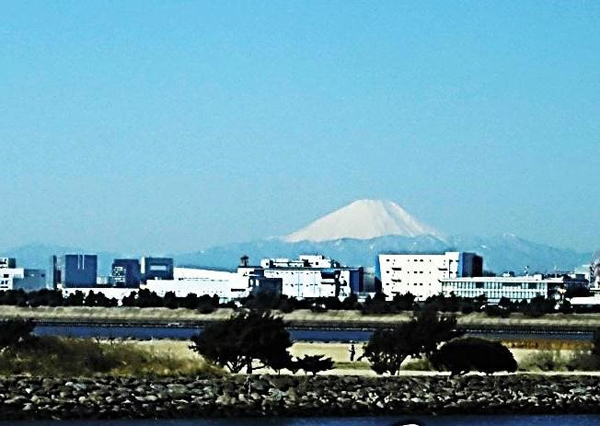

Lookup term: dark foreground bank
[2,416,600,426]
[1,375,600,420]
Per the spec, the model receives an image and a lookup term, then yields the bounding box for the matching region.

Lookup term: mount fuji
[284,199,443,242]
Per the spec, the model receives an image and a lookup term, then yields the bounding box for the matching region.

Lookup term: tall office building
[141,257,174,282]
[112,259,142,287]
[378,251,483,300]
[0,258,47,291]
[53,254,98,287]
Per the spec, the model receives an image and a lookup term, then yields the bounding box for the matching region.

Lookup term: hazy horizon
[3,197,597,256]
[2,1,599,253]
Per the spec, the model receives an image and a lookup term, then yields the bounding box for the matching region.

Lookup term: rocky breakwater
[1,375,600,420]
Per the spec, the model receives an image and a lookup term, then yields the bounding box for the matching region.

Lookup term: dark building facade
[50,256,59,288]
[347,267,365,294]
[460,252,484,277]
[54,254,98,287]
[141,257,174,282]
[112,259,142,288]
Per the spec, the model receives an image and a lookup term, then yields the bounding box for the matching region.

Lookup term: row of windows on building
[385,259,435,263]
[449,290,546,299]
[446,282,546,290]
[385,282,432,286]
[175,278,230,283]
[284,283,335,287]
[271,271,324,275]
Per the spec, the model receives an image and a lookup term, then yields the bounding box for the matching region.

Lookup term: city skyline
[2,1,599,253]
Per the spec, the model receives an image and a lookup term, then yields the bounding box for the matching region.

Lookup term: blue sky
[1,1,599,253]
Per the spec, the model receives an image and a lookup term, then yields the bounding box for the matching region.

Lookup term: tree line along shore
[2,308,600,378]
[3,288,600,329]
[2,306,600,330]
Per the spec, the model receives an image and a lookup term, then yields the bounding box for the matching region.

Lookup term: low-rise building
[236,263,283,297]
[0,258,48,291]
[142,267,250,301]
[257,255,362,299]
[441,274,588,303]
[0,258,16,269]
[378,252,482,300]
[60,287,138,301]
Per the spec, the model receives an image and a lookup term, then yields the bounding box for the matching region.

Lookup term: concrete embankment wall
[1,374,599,420]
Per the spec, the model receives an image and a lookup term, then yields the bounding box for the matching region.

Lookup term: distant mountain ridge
[2,200,594,276]
[175,234,592,274]
[1,235,593,277]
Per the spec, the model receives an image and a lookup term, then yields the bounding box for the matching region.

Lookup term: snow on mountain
[284,199,442,242]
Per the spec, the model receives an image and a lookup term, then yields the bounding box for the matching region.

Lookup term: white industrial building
[60,287,138,301]
[0,258,48,292]
[258,255,362,299]
[378,252,483,300]
[260,255,338,269]
[592,257,600,291]
[142,267,252,300]
[440,274,570,303]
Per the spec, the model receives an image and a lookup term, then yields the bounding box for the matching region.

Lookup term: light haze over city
[1,1,599,253]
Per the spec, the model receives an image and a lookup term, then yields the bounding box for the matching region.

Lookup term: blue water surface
[33,325,592,342]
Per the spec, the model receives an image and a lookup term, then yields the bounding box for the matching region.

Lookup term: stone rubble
[0,375,599,420]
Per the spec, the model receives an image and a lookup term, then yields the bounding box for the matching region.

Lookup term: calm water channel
[33,325,593,342]
[2,415,600,426]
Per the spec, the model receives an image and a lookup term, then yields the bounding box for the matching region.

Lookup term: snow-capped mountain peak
[284,199,442,243]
